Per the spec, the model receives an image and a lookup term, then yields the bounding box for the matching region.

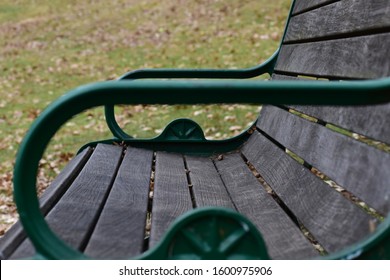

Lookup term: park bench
[0,0,389,260]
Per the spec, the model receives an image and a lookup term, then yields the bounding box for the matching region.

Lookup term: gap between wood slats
[10,144,125,259]
[272,73,318,81]
[186,154,237,210]
[183,156,197,209]
[78,146,127,252]
[285,106,390,154]
[271,70,357,81]
[287,0,390,44]
[292,0,339,16]
[255,124,387,220]
[142,152,157,253]
[0,147,93,259]
[283,27,390,45]
[285,148,384,223]
[211,156,240,212]
[149,152,193,248]
[213,152,320,259]
[257,106,390,214]
[83,146,154,259]
[275,33,390,79]
[240,152,327,255]
[242,130,379,253]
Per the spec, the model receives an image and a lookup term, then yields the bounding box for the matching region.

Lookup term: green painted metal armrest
[118,49,278,80]
[14,78,390,259]
[106,50,279,139]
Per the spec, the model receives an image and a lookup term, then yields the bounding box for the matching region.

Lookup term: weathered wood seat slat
[1,0,389,260]
[0,148,93,259]
[185,156,234,209]
[10,145,123,259]
[85,147,153,259]
[150,152,194,248]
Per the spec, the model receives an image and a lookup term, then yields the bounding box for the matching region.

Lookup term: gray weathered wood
[214,152,319,259]
[38,148,94,214]
[242,131,377,253]
[0,147,92,259]
[275,33,390,79]
[149,152,193,247]
[287,0,390,43]
[84,147,153,259]
[257,106,390,215]
[10,144,123,259]
[185,155,235,209]
[0,222,24,260]
[289,104,390,144]
[292,0,338,15]
[271,74,315,80]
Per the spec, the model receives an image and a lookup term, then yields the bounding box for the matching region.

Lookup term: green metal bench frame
[11,0,390,259]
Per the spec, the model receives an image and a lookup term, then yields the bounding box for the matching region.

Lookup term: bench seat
[2,102,389,259]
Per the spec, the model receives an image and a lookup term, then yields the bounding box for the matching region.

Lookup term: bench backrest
[274,0,390,80]
[255,0,390,248]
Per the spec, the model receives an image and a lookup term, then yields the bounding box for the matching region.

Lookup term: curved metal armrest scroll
[105,50,280,140]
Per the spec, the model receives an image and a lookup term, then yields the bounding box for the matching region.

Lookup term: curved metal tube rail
[13,78,390,259]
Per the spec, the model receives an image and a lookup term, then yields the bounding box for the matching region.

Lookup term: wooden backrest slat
[274,33,390,79]
[275,0,390,79]
[257,106,390,215]
[292,0,338,15]
[289,104,390,144]
[286,0,390,43]
[241,131,376,253]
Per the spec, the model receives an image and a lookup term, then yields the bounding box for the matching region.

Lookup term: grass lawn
[0,0,290,234]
